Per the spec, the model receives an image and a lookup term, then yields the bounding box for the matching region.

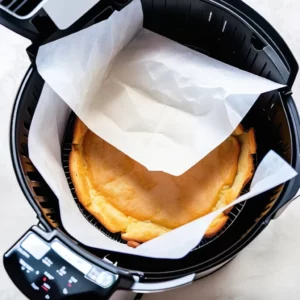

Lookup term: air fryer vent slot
[24,120,30,131]
[251,34,265,51]
[33,186,44,197]
[26,171,41,181]
[0,0,46,17]
[20,142,28,156]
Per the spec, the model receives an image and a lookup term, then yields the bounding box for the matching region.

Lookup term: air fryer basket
[10,0,300,282]
[62,113,249,250]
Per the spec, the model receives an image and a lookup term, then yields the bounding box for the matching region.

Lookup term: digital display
[51,241,92,275]
[21,234,51,260]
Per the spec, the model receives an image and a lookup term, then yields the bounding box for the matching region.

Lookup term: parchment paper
[28,83,297,259]
[36,0,284,176]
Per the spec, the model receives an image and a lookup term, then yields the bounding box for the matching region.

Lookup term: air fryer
[1,0,300,299]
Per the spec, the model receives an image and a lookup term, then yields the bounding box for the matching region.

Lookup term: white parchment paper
[36,0,284,176]
[28,83,297,259]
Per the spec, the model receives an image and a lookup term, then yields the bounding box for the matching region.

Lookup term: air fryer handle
[0,0,133,44]
[3,227,133,300]
[0,9,40,41]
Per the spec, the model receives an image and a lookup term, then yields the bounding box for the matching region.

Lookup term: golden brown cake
[69,119,256,245]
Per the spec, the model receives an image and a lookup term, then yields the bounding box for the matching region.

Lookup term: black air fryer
[1,0,300,299]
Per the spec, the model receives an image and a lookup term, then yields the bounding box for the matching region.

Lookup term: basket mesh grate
[62,117,254,250]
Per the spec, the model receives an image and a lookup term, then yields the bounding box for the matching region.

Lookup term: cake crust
[70,119,256,244]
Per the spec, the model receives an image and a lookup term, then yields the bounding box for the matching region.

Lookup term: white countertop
[1,1,300,299]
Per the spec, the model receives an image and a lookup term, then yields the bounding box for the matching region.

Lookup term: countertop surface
[1,1,300,299]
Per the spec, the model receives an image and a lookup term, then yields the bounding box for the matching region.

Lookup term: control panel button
[21,234,50,260]
[63,288,68,295]
[43,283,51,289]
[87,267,100,281]
[42,257,53,267]
[44,271,54,280]
[41,282,51,292]
[57,266,67,276]
[68,276,78,284]
[19,259,34,273]
[96,272,114,288]
[31,283,39,291]
[86,267,117,288]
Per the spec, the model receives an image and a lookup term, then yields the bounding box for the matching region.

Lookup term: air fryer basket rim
[9,0,300,281]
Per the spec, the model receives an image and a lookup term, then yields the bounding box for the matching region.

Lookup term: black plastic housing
[5,0,300,288]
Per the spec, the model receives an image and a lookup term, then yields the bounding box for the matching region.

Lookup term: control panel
[4,232,119,299]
